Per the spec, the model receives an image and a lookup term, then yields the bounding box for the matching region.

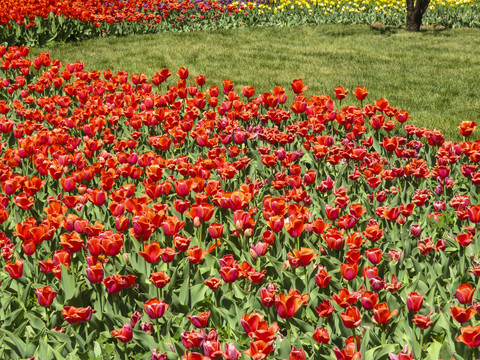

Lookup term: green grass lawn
[31,24,480,141]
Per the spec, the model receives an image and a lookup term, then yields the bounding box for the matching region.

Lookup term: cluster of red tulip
[0,0,248,46]
[1,44,480,359]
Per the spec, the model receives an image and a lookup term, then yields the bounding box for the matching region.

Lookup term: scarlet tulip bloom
[313,327,330,344]
[340,306,362,328]
[144,298,169,319]
[285,347,306,360]
[456,284,475,304]
[275,289,309,318]
[244,340,274,360]
[260,285,277,308]
[111,323,133,343]
[138,241,164,263]
[333,342,362,360]
[458,121,477,138]
[372,303,398,325]
[219,266,239,283]
[187,311,210,328]
[456,325,480,347]
[241,312,265,335]
[451,306,476,323]
[5,258,23,279]
[412,313,434,329]
[86,263,104,284]
[62,306,94,324]
[287,247,318,268]
[315,300,335,318]
[208,223,224,239]
[36,286,58,307]
[354,86,368,100]
[150,271,171,288]
[59,232,84,254]
[365,248,383,265]
[314,266,332,288]
[468,205,480,223]
[101,233,124,257]
[334,86,348,100]
[204,277,221,291]
[332,288,361,308]
[103,274,137,294]
[361,291,378,311]
[340,262,359,281]
[406,292,424,312]
[291,79,308,94]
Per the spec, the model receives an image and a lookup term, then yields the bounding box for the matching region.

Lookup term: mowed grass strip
[31,24,480,140]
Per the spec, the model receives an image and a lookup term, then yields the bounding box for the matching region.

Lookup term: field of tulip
[1,0,479,46]
[1,44,480,360]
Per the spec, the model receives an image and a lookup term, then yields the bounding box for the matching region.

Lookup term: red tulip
[365,248,383,265]
[86,263,104,284]
[456,284,475,304]
[111,323,133,343]
[291,79,308,94]
[313,327,330,344]
[208,222,224,239]
[285,347,306,360]
[334,86,348,100]
[5,258,23,279]
[412,312,434,329]
[36,286,58,307]
[139,241,164,263]
[458,121,476,138]
[314,266,332,288]
[451,306,476,323]
[62,306,94,324]
[456,325,480,347]
[340,262,358,281]
[354,86,368,100]
[244,340,274,360]
[275,289,309,319]
[150,271,171,288]
[187,311,210,328]
[340,306,362,328]
[406,292,423,312]
[372,302,398,325]
[361,291,378,311]
[205,277,221,291]
[144,298,169,319]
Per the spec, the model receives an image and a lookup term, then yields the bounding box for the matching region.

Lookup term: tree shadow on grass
[369,23,400,36]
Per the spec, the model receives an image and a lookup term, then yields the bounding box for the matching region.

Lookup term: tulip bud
[410,224,422,237]
[406,292,424,312]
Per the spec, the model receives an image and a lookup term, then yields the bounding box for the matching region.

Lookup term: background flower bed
[0,0,479,46]
[2,45,480,359]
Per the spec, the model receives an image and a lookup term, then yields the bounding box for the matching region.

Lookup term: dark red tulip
[457,284,475,304]
[406,292,423,312]
[36,286,58,307]
[111,323,133,343]
[313,327,329,344]
[187,311,210,328]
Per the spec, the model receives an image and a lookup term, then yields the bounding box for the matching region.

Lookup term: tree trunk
[406,0,431,31]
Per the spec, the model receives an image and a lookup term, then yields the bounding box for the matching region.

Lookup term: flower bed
[1,45,480,359]
[0,0,479,46]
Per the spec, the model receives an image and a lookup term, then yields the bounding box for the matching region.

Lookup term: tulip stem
[45,306,51,329]
[380,325,386,345]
